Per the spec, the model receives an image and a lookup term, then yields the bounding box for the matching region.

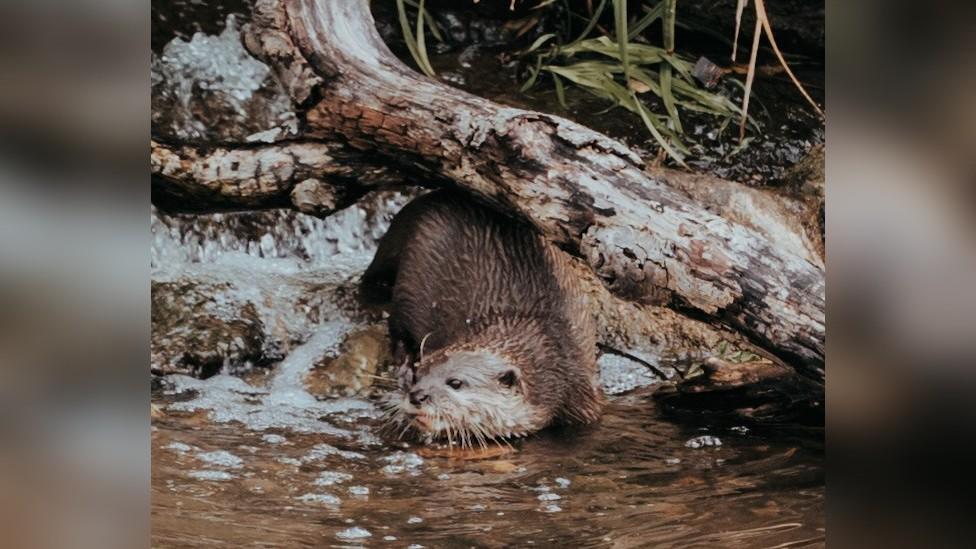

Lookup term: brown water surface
[152,389,823,548]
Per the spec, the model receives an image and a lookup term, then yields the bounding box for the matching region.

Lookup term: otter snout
[408,389,429,406]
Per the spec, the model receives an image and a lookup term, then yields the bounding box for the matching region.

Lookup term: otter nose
[408,389,429,407]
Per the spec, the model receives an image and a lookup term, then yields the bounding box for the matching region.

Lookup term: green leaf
[631,92,686,166]
[520,54,545,92]
[402,0,444,43]
[553,73,567,108]
[526,33,556,54]
[660,64,683,133]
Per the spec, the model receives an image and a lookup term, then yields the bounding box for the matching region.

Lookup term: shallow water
[152,389,823,548]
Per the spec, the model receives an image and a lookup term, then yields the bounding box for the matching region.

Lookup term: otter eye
[498,370,517,388]
[446,378,464,390]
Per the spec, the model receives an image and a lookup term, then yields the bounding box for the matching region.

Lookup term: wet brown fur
[362,189,603,429]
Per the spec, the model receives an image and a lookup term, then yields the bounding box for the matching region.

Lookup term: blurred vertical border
[828,0,976,547]
[0,1,148,548]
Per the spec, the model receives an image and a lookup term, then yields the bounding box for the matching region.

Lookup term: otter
[362,189,603,446]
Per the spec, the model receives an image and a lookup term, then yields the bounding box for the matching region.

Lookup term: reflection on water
[152,388,823,548]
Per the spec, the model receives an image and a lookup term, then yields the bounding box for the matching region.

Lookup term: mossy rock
[151,279,274,378]
[304,325,392,397]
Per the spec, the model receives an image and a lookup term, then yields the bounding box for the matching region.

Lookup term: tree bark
[150,138,405,214]
[152,0,825,384]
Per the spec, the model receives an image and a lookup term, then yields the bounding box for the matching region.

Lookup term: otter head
[389,346,548,446]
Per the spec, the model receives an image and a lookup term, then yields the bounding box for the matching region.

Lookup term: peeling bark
[565,255,762,374]
[151,138,404,213]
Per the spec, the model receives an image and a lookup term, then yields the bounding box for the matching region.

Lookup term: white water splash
[152,15,297,143]
[188,470,233,481]
[382,452,424,475]
[151,191,413,273]
[296,493,342,506]
[167,321,375,434]
[685,435,723,449]
[336,527,372,540]
[195,450,243,468]
[314,471,354,486]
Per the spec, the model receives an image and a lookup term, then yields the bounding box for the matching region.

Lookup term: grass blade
[396,0,436,78]
[520,54,545,91]
[571,0,608,44]
[628,2,665,40]
[662,0,676,52]
[553,73,567,108]
[660,65,682,132]
[632,92,686,167]
[403,0,443,43]
[739,16,762,141]
[732,0,749,61]
[660,0,682,133]
[613,0,631,82]
[754,0,824,117]
[414,0,436,77]
[525,33,556,53]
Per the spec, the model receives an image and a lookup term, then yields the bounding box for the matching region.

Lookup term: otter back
[362,190,602,426]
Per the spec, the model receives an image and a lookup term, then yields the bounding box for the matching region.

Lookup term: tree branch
[151,138,405,215]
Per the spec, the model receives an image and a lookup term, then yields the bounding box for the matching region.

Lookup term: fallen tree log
[150,139,406,215]
[151,0,825,384]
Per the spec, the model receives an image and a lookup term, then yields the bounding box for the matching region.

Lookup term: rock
[151,278,268,377]
[290,178,339,216]
[151,265,370,379]
[304,325,392,397]
[151,190,417,383]
[781,143,825,200]
[779,143,825,260]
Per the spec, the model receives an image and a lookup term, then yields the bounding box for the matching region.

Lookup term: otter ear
[498,370,518,388]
